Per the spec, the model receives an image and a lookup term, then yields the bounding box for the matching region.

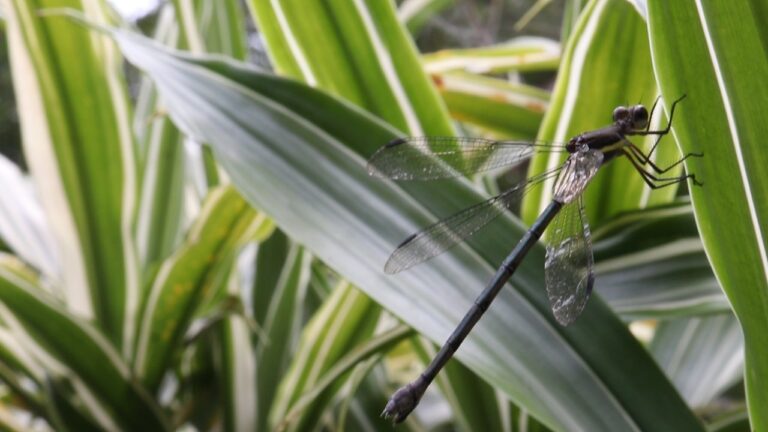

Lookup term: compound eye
[613,106,629,122]
[632,105,649,128]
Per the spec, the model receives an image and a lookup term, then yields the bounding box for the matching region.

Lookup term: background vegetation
[0,0,764,430]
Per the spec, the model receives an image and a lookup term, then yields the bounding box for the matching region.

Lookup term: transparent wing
[368,136,565,180]
[544,197,595,326]
[552,147,604,204]
[385,170,558,274]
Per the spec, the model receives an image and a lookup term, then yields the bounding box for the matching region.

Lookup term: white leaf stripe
[270,0,317,85]
[224,315,257,431]
[0,258,130,377]
[0,155,59,279]
[3,0,91,318]
[0,257,168,429]
[694,0,768,287]
[133,186,230,373]
[353,0,423,135]
[82,0,141,359]
[539,0,608,215]
[595,238,702,273]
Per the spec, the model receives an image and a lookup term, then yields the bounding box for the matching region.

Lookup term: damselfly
[368,95,701,423]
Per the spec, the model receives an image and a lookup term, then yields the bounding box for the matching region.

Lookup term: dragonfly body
[568,105,649,155]
[369,96,700,423]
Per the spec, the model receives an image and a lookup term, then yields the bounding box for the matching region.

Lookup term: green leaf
[113,29,702,431]
[255,241,312,431]
[333,357,381,432]
[647,0,768,427]
[135,112,187,270]
[0,328,47,416]
[0,155,58,278]
[250,230,290,322]
[274,321,410,431]
[707,409,751,432]
[650,315,743,407]
[134,6,189,271]
[269,283,380,431]
[0,254,169,430]
[3,0,138,348]
[175,335,221,428]
[171,0,248,59]
[248,0,453,136]
[134,186,267,390]
[434,72,548,139]
[522,0,678,226]
[421,37,561,75]
[593,202,725,319]
[136,0,252,270]
[43,377,103,432]
[422,339,506,431]
[219,313,257,432]
[341,367,398,432]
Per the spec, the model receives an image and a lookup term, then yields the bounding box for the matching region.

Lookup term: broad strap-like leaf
[522,0,679,226]
[2,0,139,350]
[269,283,381,432]
[113,29,702,431]
[0,254,169,430]
[254,238,312,432]
[650,315,743,408]
[0,155,58,279]
[421,37,561,74]
[648,0,768,427]
[593,202,724,319]
[433,73,549,140]
[133,186,271,390]
[249,0,453,137]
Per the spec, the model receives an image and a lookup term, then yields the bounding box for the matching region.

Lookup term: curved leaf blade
[0,255,169,431]
[422,38,561,75]
[114,30,702,431]
[269,283,380,431]
[0,155,58,278]
[434,73,549,139]
[248,0,453,137]
[134,186,265,390]
[650,315,743,408]
[3,0,138,348]
[593,202,725,319]
[219,313,258,432]
[254,239,312,431]
[523,0,679,226]
[647,1,768,427]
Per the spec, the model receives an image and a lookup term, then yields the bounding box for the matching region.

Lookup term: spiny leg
[633,164,700,190]
[623,150,702,189]
[624,140,703,174]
